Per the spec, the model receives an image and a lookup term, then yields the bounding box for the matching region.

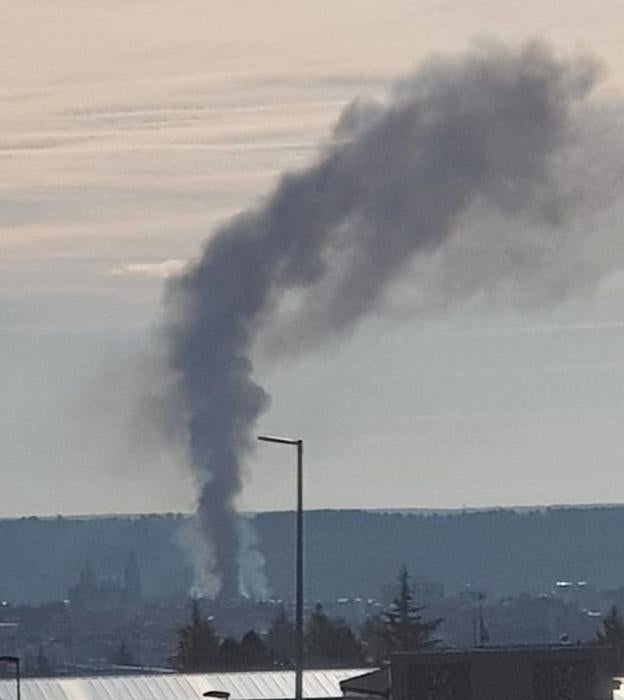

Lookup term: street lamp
[0,656,20,700]
[257,435,304,700]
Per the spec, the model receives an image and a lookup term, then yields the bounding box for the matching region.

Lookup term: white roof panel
[0,669,369,700]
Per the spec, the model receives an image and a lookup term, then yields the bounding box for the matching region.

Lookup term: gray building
[391,646,616,700]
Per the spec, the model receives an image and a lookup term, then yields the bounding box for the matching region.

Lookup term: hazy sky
[4,0,624,517]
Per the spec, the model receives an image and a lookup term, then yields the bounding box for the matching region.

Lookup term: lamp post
[257,435,303,700]
[0,656,20,700]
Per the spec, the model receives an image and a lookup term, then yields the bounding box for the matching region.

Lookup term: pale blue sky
[3,0,624,516]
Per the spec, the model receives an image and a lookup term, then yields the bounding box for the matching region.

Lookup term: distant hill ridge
[2,505,624,603]
[7,500,624,522]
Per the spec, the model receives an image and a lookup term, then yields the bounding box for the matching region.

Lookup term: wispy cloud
[110,259,187,279]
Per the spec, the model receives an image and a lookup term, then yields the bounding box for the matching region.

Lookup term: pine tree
[171,599,220,671]
[217,638,243,670]
[240,630,272,669]
[266,605,295,666]
[305,603,362,668]
[362,568,442,662]
[383,567,442,651]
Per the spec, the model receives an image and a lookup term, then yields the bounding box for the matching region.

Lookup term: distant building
[68,553,142,611]
[391,646,616,700]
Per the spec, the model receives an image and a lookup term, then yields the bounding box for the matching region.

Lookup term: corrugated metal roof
[0,669,369,700]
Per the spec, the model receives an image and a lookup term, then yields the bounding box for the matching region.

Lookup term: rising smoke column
[165,41,618,597]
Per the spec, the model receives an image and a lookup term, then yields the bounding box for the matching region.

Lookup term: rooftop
[0,669,370,700]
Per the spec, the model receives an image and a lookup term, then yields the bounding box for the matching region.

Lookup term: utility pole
[258,435,304,700]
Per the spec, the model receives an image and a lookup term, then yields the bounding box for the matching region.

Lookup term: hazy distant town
[2,506,624,675]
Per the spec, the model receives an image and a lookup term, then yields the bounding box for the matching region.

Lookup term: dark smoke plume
[165,41,623,596]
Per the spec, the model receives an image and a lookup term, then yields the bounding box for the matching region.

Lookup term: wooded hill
[1,506,624,604]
